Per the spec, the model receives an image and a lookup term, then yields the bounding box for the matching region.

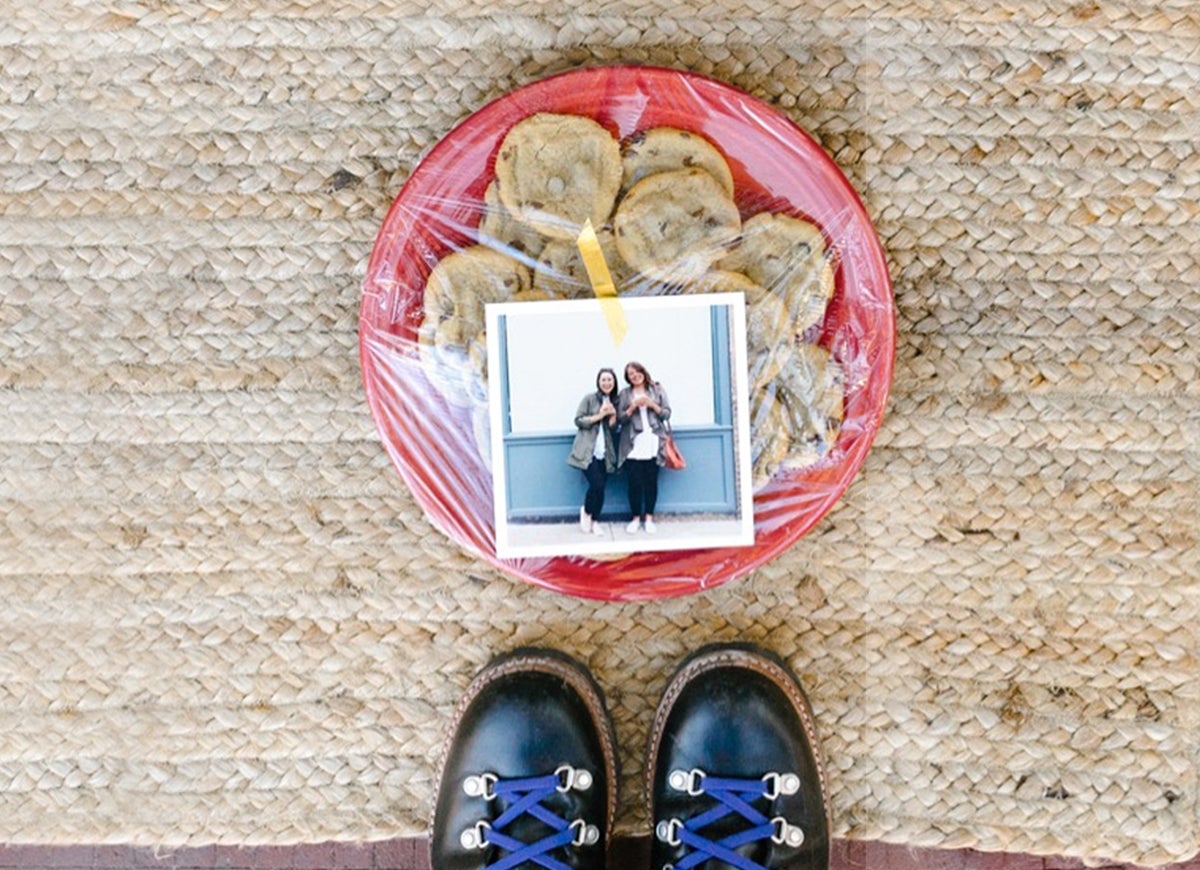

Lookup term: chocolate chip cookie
[494,113,622,240]
[613,168,741,281]
[621,127,735,197]
[533,228,628,298]
[720,213,834,333]
[478,180,547,260]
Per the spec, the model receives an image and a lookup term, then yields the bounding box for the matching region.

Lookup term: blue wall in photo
[505,427,737,521]
[499,306,740,521]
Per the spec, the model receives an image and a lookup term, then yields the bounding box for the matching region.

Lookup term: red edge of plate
[359,65,895,601]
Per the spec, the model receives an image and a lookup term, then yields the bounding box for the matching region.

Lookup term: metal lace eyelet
[762,771,801,799]
[459,819,492,849]
[556,764,594,792]
[771,816,805,847]
[569,818,600,846]
[667,767,705,796]
[462,772,498,800]
[655,818,683,846]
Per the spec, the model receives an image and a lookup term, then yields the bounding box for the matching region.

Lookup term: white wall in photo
[504,305,716,434]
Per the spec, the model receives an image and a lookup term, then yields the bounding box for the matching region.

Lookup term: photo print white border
[488,293,754,560]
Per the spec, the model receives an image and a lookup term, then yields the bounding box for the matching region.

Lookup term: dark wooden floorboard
[1,838,1196,869]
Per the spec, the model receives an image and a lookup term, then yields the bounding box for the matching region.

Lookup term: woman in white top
[615,361,672,535]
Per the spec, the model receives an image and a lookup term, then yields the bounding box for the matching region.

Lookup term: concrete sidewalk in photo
[505,516,747,550]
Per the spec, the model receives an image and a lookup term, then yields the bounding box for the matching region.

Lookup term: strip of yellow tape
[575,219,627,345]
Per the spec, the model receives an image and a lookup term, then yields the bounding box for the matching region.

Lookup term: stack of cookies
[418,112,844,491]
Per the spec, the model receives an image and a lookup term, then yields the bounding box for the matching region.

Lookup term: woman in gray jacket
[567,368,619,535]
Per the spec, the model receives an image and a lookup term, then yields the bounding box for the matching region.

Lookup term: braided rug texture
[2,1,1198,865]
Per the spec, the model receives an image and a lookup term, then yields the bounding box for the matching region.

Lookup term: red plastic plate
[360,66,894,600]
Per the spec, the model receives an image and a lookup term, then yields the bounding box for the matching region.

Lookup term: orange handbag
[663,422,686,470]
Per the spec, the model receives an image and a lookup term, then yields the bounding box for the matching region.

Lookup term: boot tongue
[494,789,591,869]
[658,787,776,867]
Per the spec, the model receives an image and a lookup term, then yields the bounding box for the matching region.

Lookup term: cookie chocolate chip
[494,113,622,241]
[613,168,741,281]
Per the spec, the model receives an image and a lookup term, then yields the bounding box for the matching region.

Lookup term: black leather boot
[646,644,831,870]
[430,648,618,870]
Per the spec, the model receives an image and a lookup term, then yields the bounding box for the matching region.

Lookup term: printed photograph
[487,293,755,559]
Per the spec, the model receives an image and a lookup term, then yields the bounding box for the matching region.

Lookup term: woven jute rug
[3,2,1198,866]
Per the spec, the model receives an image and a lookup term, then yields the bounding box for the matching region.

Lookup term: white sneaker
[580,507,592,534]
[626,518,641,534]
[644,518,657,535]
[592,523,606,537]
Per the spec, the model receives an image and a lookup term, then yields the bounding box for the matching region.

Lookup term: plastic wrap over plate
[360,66,895,600]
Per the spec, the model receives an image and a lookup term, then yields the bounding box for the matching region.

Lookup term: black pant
[626,458,659,518]
[583,458,607,519]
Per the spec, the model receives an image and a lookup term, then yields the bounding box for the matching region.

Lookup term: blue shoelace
[461,766,599,870]
[655,769,804,870]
